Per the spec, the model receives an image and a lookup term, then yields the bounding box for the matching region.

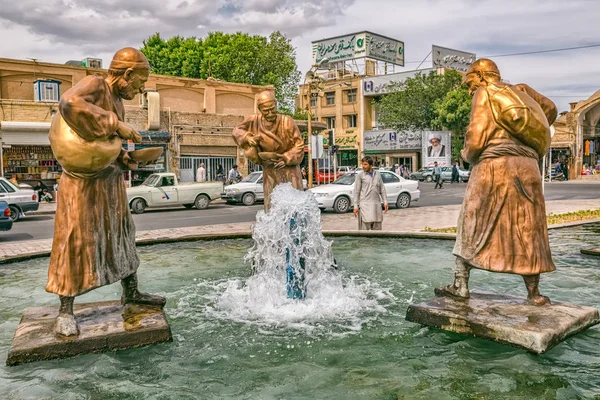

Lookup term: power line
[404,43,600,64]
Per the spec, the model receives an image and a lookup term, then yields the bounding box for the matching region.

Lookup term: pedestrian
[41,188,53,203]
[562,160,569,181]
[353,156,388,231]
[451,161,460,183]
[394,164,401,176]
[215,164,224,182]
[228,164,241,184]
[33,180,48,202]
[196,162,206,182]
[434,161,443,189]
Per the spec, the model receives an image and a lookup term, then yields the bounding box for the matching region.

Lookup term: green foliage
[140,31,300,113]
[432,87,472,162]
[375,69,471,164]
[375,70,463,131]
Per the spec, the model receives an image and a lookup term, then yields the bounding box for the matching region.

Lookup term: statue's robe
[233,114,304,210]
[46,76,139,297]
[453,83,558,275]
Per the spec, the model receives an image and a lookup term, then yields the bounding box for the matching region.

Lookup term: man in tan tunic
[47,47,165,336]
[232,91,304,210]
[436,59,558,306]
[353,156,388,230]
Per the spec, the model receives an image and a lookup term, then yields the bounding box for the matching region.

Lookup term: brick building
[0,57,272,188]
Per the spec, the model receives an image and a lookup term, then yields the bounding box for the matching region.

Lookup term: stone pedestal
[6,301,172,366]
[406,291,599,354]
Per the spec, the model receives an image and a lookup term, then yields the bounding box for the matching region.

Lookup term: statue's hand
[246,133,262,147]
[273,154,290,170]
[116,121,142,143]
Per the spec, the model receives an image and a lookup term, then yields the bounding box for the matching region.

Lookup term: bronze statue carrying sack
[486,83,551,158]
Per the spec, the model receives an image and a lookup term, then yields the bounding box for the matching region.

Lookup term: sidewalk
[3,199,599,263]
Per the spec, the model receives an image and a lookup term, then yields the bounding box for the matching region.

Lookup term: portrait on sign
[422,131,451,167]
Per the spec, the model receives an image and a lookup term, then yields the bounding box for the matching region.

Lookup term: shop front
[363,129,422,171]
[334,130,359,167]
[0,122,60,191]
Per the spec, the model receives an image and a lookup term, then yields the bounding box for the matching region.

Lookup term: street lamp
[304,58,329,188]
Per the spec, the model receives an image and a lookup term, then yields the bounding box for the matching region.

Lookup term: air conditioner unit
[83,57,103,69]
[33,80,61,102]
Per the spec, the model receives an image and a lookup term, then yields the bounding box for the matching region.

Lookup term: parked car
[314,167,349,184]
[0,177,39,221]
[0,201,13,231]
[409,167,470,182]
[127,173,223,214]
[222,171,308,206]
[310,170,420,213]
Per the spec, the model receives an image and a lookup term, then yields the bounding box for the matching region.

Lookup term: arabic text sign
[364,130,422,152]
[312,31,404,65]
[432,45,476,72]
[366,33,404,66]
[363,68,436,96]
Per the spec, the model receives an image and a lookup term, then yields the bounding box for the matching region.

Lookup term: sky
[0,0,599,112]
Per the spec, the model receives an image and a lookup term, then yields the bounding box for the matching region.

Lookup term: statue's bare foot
[527,294,551,306]
[434,284,470,299]
[122,292,166,308]
[55,313,79,337]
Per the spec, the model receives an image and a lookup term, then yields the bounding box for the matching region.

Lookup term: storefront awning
[0,121,51,145]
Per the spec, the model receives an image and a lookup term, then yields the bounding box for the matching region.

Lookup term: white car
[310,170,420,213]
[222,171,308,206]
[0,177,39,221]
[127,172,223,214]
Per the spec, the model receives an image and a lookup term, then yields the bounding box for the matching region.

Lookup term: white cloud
[0,0,599,111]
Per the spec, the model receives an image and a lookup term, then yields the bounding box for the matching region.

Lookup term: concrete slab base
[581,247,600,256]
[6,300,172,366]
[405,291,599,354]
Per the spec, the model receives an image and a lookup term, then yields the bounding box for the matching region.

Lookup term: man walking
[353,156,388,230]
[196,163,207,182]
[451,161,460,183]
[433,161,443,189]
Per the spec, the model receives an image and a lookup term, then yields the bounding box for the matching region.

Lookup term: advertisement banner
[312,31,404,66]
[432,45,476,72]
[363,68,435,96]
[422,131,451,167]
[364,130,422,152]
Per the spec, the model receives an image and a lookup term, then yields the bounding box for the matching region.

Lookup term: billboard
[364,130,422,152]
[312,31,404,66]
[432,45,476,72]
[422,131,451,167]
[363,68,436,96]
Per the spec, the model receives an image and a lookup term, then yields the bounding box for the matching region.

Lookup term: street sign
[127,140,135,151]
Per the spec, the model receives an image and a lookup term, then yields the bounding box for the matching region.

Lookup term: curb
[547,218,600,230]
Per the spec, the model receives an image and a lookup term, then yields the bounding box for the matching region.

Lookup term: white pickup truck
[126,173,223,214]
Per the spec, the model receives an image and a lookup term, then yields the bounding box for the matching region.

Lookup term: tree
[140,31,300,113]
[432,87,472,163]
[375,70,463,131]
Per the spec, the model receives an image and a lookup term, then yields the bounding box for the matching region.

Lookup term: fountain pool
[1,223,599,399]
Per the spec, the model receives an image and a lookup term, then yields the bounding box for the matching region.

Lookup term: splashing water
[209,184,387,332]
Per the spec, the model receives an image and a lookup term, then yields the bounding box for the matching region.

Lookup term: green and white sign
[312,31,404,66]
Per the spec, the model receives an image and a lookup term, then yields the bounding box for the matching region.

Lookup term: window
[345,114,357,128]
[324,116,336,130]
[381,172,400,184]
[325,92,335,106]
[161,177,175,187]
[310,96,317,108]
[345,89,357,103]
[0,181,15,193]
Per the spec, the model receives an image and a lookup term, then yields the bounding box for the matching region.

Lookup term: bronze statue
[436,58,558,306]
[232,91,305,210]
[47,47,166,336]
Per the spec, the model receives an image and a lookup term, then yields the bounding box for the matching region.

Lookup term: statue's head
[108,47,150,100]
[464,58,501,95]
[257,91,277,123]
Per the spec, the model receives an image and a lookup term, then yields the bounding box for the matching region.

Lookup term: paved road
[2,181,598,243]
